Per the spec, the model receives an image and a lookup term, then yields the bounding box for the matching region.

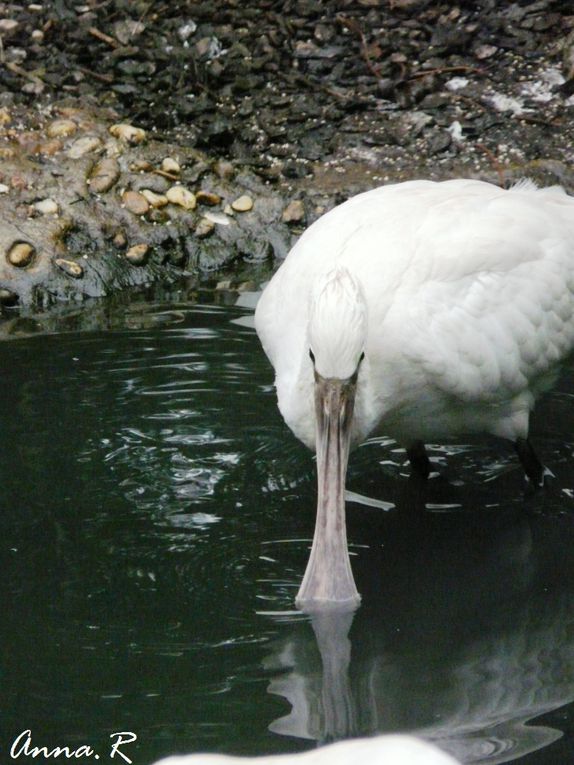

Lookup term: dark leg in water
[515,437,546,486]
[406,440,431,479]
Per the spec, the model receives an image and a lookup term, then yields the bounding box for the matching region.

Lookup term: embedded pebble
[23,81,45,96]
[140,189,168,208]
[34,198,59,215]
[0,19,18,33]
[47,119,77,138]
[122,190,150,215]
[195,218,215,238]
[113,229,127,249]
[130,159,154,172]
[231,194,253,212]
[204,211,231,226]
[166,185,196,210]
[178,20,197,41]
[282,199,305,223]
[55,258,84,278]
[213,160,235,180]
[7,242,35,268]
[68,136,102,159]
[196,190,221,206]
[148,208,169,225]
[113,19,145,45]
[133,174,169,194]
[475,44,498,60]
[38,139,62,156]
[161,157,181,175]
[125,243,149,265]
[0,184,9,194]
[109,123,146,144]
[88,157,120,193]
[0,288,19,306]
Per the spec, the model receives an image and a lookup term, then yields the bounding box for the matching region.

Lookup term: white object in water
[153,735,460,765]
[255,179,574,608]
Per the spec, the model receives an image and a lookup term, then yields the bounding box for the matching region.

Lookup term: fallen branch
[5,62,44,85]
[78,66,114,84]
[88,26,119,48]
[409,65,485,80]
[336,15,382,80]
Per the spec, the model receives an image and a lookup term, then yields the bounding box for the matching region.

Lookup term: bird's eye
[309,349,315,364]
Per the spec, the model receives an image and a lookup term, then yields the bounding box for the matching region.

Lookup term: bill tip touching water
[255,178,574,609]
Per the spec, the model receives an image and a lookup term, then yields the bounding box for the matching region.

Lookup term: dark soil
[1,0,574,317]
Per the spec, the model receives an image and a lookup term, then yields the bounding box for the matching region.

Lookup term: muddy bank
[0,103,307,313]
[1,1,574,317]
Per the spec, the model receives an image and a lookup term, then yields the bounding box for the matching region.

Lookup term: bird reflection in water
[262,491,574,764]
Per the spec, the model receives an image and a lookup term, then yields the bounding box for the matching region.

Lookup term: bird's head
[308,267,367,381]
[297,267,367,611]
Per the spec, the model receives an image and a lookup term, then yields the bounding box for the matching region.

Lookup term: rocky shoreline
[0,102,303,313]
[1,1,574,321]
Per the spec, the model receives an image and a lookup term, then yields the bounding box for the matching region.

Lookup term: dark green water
[3,288,574,765]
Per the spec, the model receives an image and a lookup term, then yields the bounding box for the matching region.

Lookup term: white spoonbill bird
[153,735,461,765]
[255,179,574,610]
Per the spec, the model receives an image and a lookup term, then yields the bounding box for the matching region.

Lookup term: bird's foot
[406,440,432,480]
[524,465,554,494]
[515,437,551,489]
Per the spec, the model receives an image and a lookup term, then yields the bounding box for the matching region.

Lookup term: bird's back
[256,179,574,443]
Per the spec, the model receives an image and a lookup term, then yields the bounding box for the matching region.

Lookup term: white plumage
[255,179,574,607]
[153,735,461,765]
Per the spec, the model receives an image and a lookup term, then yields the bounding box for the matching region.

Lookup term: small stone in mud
[7,242,35,268]
[213,160,235,180]
[109,123,147,145]
[141,189,168,208]
[282,199,305,224]
[195,218,215,238]
[68,136,103,159]
[0,19,18,34]
[231,194,253,212]
[0,288,19,306]
[113,19,145,45]
[148,208,170,224]
[130,159,154,172]
[113,229,127,249]
[34,198,59,215]
[125,243,149,265]
[161,157,181,175]
[428,131,452,155]
[55,258,84,278]
[0,184,9,194]
[47,119,77,139]
[166,185,196,210]
[38,139,63,156]
[475,44,498,60]
[196,190,221,206]
[122,190,150,215]
[204,211,231,226]
[88,157,120,193]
